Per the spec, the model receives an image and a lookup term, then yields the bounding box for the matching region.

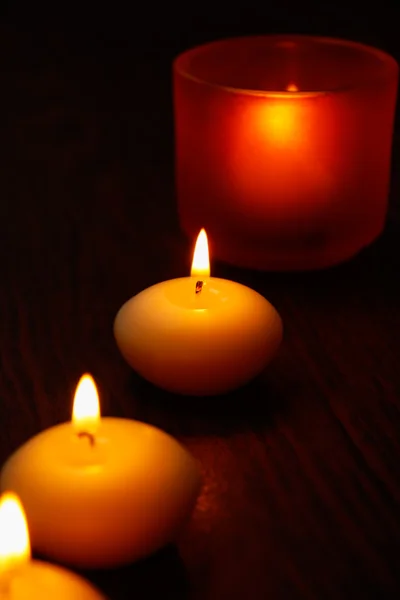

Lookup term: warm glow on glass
[72,374,100,436]
[0,492,31,575]
[263,102,297,144]
[286,83,299,92]
[191,229,210,277]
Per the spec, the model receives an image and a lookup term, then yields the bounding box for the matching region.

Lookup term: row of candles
[0,375,200,599]
[4,33,397,597]
[0,230,282,597]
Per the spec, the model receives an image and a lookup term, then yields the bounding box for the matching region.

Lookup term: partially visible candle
[0,492,105,599]
[0,375,201,569]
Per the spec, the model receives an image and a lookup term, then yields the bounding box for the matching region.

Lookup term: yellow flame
[286,83,299,92]
[0,493,31,575]
[191,229,210,277]
[72,374,100,436]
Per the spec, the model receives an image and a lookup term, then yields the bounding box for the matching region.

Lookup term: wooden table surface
[0,24,400,600]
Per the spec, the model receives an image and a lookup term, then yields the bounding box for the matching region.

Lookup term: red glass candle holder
[173,36,398,270]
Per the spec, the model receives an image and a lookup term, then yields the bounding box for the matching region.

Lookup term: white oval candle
[0,375,201,569]
[114,230,283,396]
[0,493,106,599]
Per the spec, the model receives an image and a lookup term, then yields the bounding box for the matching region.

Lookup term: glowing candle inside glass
[174,35,398,270]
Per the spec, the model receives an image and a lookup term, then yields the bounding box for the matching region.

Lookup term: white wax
[114,276,282,395]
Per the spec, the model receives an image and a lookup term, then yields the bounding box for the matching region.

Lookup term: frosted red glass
[173,36,398,270]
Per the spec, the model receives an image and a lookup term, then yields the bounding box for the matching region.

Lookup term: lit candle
[0,375,201,569]
[0,492,105,599]
[114,229,282,396]
[174,35,398,270]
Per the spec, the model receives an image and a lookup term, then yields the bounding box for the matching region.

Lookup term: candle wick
[195,280,204,294]
[77,431,95,447]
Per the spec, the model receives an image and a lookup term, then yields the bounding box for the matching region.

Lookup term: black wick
[77,431,95,446]
[195,280,204,294]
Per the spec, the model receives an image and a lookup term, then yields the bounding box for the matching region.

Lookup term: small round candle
[0,493,105,599]
[114,230,282,396]
[0,376,201,569]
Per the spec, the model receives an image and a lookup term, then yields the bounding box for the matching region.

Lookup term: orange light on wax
[286,82,299,92]
[0,492,105,598]
[72,374,100,437]
[0,374,201,568]
[190,228,210,277]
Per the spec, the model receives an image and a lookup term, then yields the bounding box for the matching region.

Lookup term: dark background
[1,0,400,215]
[1,1,400,53]
[1,2,400,600]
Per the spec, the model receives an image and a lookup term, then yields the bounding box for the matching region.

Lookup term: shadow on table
[71,544,188,600]
[125,347,291,438]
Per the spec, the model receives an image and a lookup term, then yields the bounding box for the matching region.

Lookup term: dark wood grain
[1,24,400,600]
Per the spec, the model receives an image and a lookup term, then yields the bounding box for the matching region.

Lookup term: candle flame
[72,374,100,436]
[191,229,210,278]
[286,83,298,92]
[0,493,31,575]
